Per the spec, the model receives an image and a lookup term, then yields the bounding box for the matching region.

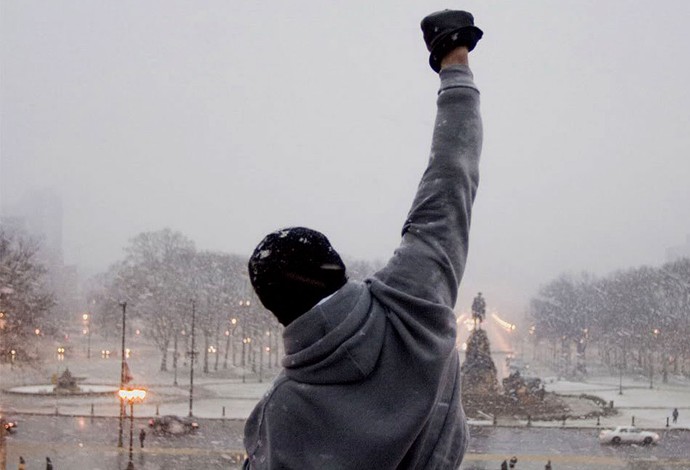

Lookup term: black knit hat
[421,10,483,73]
[248,227,347,326]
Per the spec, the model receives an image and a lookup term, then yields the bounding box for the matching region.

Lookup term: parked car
[599,426,660,445]
[148,415,199,435]
[1,416,17,434]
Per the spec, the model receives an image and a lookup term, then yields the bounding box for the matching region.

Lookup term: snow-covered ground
[2,339,689,431]
[541,374,690,430]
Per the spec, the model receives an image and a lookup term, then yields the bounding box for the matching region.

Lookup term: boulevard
[3,416,690,470]
[2,321,690,469]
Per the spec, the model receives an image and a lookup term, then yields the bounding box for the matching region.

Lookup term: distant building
[1,190,80,330]
[666,235,690,263]
[13,189,64,267]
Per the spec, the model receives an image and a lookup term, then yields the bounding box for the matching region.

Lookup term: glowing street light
[81,313,92,359]
[259,344,271,383]
[118,388,147,402]
[224,317,238,369]
[118,387,147,470]
[242,337,252,383]
[650,328,661,389]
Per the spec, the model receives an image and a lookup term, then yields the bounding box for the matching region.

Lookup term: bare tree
[116,229,196,371]
[0,228,54,363]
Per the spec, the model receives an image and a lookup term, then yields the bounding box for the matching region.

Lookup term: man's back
[245,281,465,468]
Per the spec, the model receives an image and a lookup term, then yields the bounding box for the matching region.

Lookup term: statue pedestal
[460,328,576,421]
[461,329,499,396]
[53,368,81,394]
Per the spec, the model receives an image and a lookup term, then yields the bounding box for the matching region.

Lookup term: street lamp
[616,328,631,395]
[242,337,251,383]
[224,317,238,369]
[118,387,147,470]
[260,345,270,383]
[82,313,92,360]
[188,299,197,418]
[650,328,660,389]
[118,302,127,448]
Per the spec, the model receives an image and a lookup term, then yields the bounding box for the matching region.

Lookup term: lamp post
[82,313,92,360]
[173,329,179,386]
[188,299,196,418]
[239,299,252,381]
[224,318,238,369]
[118,387,147,470]
[650,328,660,389]
[242,337,252,383]
[181,330,188,366]
[260,345,270,383]
[118,302,127,448]
[617,329,630,395]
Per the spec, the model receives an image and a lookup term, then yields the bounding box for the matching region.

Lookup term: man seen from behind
[244,9,484,469]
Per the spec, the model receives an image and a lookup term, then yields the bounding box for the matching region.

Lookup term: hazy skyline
[2,1,690,318]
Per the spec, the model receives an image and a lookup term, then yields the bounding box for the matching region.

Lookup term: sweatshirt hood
[281,281,386,384]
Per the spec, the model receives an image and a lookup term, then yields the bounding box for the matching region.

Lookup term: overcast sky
[2,1,690,319]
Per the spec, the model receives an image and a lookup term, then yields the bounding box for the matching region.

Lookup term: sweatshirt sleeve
[371,64,482,317]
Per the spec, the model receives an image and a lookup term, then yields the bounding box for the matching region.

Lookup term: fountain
[5,368,118,396]
[53,368,80,394]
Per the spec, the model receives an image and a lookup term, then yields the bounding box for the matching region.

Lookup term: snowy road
[464,426,690,469]
[3,416,690,470]
[3,415,246,469]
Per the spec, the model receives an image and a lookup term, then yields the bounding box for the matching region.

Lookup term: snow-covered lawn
[543,375,690,430]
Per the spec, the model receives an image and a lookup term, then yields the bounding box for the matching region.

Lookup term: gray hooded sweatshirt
[244,64,482,469]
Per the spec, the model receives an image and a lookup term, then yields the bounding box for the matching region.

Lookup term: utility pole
[173,331,179,386]
[188,299,196,417]
[87,324,92,360]
[118,302,127,448]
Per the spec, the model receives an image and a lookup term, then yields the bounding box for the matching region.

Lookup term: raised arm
[371,43,483,315]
